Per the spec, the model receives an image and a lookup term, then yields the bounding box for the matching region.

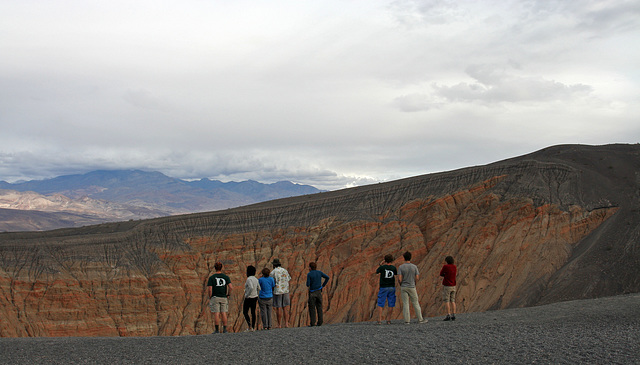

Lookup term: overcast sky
[1,1,638,190]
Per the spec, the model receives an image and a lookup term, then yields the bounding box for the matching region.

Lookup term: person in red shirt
[439,256,457,321]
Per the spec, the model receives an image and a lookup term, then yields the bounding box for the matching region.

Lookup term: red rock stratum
[1,144,639,336]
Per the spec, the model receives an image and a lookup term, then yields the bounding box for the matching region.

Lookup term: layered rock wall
[0,176,617,336]
[1,144,638,337]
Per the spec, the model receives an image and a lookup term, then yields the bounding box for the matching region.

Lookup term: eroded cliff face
[0,175,618,337]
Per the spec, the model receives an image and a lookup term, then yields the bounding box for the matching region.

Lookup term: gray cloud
[0,1,638,191]
[392,93,435,112]
[434,64,593,103]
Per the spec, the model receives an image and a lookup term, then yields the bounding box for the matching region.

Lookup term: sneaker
[444,315,451,321]
[419,319,428,324]
[404,322,411,325]
[451,315,456,321]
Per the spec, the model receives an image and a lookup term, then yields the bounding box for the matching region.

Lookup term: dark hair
[309,262,317,270]
[384,254,393,263]
[261,267,270,277]
[247,265,256,276]
[403,251,412,261]
[214,262,223,271]
[445,256,454,265]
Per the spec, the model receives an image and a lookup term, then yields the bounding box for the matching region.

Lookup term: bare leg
[445,302,451,315]
[275,308,282,328]
[213,312,221,332]
[283,306,290,327]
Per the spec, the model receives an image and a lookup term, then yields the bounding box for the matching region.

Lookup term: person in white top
[270,258,292,328]
[243,265,261,331]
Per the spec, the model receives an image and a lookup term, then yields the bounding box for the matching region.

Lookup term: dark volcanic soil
[1,293,638,365]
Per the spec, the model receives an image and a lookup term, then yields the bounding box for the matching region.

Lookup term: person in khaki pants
[397,251,428,324]
[207,262,234,333]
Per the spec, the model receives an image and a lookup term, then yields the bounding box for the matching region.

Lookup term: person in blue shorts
[374,254,397,324]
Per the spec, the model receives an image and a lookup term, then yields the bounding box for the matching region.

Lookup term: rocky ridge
[0,144,638,337]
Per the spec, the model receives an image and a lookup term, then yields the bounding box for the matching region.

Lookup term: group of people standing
[206,251,457,333]
[374,252,457,325]
[242,258,293,331]
[207,258,329,332]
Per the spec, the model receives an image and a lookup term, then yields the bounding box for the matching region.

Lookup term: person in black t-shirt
[374,254,397,325]
[207,262,233,333]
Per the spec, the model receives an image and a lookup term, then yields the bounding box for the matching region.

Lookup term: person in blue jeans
[374,254,397,324]
[258,267,276,330]
[306,262,330,326]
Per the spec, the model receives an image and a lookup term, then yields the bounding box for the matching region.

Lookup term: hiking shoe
[444,315,451,321]
[419,319,428,324]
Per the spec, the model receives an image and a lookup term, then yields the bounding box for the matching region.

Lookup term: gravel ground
[1,293,638,365]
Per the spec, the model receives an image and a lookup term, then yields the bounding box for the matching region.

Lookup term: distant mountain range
[0,170,323,231]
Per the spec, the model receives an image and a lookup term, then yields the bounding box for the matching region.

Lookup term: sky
[1,0,639,191]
